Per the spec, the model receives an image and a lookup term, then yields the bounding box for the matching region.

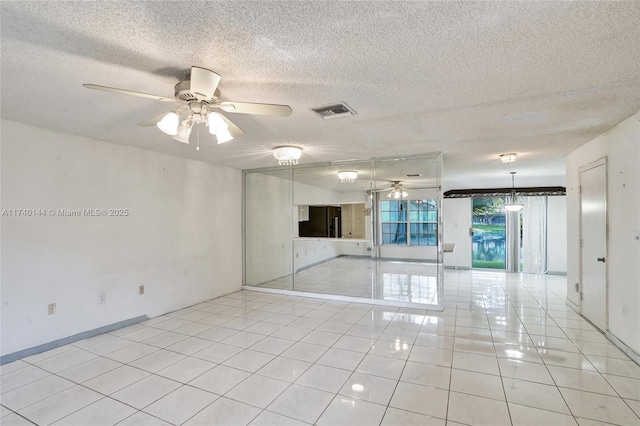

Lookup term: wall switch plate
[623,303,628,316]
[139,285,145,295]
[97,292,106,304]
[48,303,56,315]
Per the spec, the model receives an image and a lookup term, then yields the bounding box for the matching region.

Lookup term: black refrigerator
[299,206,342,238]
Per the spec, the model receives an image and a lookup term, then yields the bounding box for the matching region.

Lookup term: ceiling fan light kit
[387,181,408,199]
[273,146,302,166]
[84,66,292,148]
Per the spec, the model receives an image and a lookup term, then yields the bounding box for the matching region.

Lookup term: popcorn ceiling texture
[1,1,639,189]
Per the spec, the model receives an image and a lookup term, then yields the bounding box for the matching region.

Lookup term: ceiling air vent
[405,173,422,177]
[311,102,357,120]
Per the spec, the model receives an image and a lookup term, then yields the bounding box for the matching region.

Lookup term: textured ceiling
[2,1,639,190]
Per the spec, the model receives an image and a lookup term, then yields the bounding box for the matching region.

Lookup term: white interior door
[580,160,608,331]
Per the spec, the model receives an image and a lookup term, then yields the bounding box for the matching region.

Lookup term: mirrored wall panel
[243,153,443,308]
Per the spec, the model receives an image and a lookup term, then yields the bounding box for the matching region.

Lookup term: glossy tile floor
[257,257,441,304]
[2,270,640,425]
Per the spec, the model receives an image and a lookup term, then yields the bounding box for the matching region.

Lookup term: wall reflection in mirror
[243,153,443,308]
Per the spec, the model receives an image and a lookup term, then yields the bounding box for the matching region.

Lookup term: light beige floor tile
[0,365,51,393]
[111,374,181,409]
[390,381,449,419]
[156,356,216,383]
[144,385,218,425]
[189,364,251,395]
[51,397,136,425]
[256,357,311,382]
[83,365,149,395]
[498,358,554,385]
[560,387,640,425]
[225,374,289,408]
[450,368,505,401]
[503,378,571,415]
[509,403,578,425]
[250,411,309,425]
[356,354,406,380]
[57,357,123,382]
[381,407,445,426]
[316,348,365,371]
[268,384,334,424]
[548,365,617,396]
[1,375,75,411]
[339,372,397,405]
[317,396,387,426]
[447,391,510,426]
[18,385,102,425]
[452,351,499,375]
[184,396,260,425]
[129,349,186,373]
[400,361,451,390]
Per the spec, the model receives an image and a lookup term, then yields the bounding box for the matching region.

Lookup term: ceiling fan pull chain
[196,125,200,151]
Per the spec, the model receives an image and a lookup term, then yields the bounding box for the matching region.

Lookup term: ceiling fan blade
[137,112,170,127]
[190,66,221,101]
[219,101,292,117]
[218,113,245,138]
[83,84,175,103]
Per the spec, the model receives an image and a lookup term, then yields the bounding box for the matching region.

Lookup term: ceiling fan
[83,66,292,148]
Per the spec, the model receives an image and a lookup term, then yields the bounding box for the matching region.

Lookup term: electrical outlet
[48,303,56,315]
[97,292,106,304]
[139,285,145,295]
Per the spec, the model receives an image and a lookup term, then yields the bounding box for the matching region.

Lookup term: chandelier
[337,171,358,183]
[272,146,302,166]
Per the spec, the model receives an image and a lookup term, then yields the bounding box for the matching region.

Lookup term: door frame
[578,157,608,330]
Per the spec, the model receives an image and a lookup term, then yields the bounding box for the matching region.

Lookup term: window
[380,199,437,246]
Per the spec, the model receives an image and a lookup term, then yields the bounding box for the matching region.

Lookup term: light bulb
[172,124,191,144]
[157,112,179,135]
[216,128,233,144]
[207,112,228,134]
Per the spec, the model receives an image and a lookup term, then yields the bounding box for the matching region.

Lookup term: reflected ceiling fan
[84,66,292,148]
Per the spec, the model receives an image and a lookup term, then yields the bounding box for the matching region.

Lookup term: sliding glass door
[472,198,507,269]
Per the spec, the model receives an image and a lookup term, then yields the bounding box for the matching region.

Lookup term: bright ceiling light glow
[171,123,192,144]
[500,153,518,164]
[207,112,228,134]
[273,146,302,166]
[216,128,233,144]
[157,112,179,136]
[338,171,358,183]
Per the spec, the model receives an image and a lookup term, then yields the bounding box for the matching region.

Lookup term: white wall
[293,238,370,271]
[547,196,567,274]
[566,112,640,353]
[245,172,292,285]
[442,198,472,268]
[1,120,242,356]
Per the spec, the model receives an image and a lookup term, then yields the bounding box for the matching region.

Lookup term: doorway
[472,198,506,269]
[580,158,608,332]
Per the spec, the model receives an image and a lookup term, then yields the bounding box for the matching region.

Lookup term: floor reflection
[255,257,441,305]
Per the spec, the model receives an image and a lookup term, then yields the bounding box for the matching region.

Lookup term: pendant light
[504,171,524,212]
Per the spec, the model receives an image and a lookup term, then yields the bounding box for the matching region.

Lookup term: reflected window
[381,199,437,246]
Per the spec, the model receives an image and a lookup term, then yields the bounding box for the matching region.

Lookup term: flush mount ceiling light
[273,146,302,166]
[337,171,358,183]
[500,153,518,164]
[504,172,524,212]
[387,181,408,199]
